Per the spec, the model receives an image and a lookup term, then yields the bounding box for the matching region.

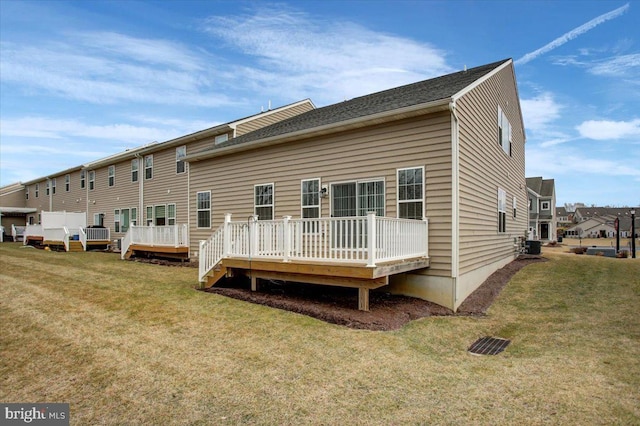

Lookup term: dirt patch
[203,255,547,331]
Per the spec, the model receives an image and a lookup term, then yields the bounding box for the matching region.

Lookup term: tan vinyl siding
[142,138,214,228]
[235,102,315,136]
[87,163,136,235]
[50,170,86,213]
[0,184,26,207]
[190,112,453,277]
[25,180,50,214]
[456,63,527,276]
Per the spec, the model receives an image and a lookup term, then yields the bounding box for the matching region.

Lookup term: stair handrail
[121,226,133,259]
[79,227,88,251]
[199,213,232,283]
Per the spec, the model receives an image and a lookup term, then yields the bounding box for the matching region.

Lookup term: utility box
[525,240,541,255]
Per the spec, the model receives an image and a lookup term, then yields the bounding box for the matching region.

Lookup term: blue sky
[1,0,638,207]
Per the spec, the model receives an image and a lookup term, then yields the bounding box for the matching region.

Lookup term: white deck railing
[11,224,26,242]
[199,213,429,283]
[120,224,189,259]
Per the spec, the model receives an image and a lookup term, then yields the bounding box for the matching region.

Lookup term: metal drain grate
[468,336,511,355]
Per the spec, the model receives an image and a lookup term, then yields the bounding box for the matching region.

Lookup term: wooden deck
[124,244,190,260]
[203,256,430,311]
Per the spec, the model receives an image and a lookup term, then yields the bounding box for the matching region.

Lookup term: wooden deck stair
[202,264,229,289]
[68,241,84,252]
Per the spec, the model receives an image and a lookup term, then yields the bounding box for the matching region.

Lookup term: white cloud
[515,3,630,65]
[0,37,236,107]
[0,117,184,143]
[576,118,640,140]
[588,53,640,76]
[520,93,562,132]
[202,7,452,104]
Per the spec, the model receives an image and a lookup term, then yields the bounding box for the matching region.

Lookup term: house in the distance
[526,177,556,241]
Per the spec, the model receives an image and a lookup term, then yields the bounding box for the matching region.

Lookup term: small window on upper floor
[35,183,39,198]
[144,155,153,180]
[80,170,86,189]
[51,178,56,195]
[176,146,186,174]
[131,159,139,183]
[497,105,512,156]
[215,134,229,145]
[89,170,95,191]
[541,201,550,210]
[108,165,115,187]
[65,174,70,192]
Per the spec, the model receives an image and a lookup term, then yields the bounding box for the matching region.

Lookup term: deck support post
[283,216,291,262]
[367,212,377,267]
[358,287,370,311]
[223,213,232,257]
[251,275,258,292]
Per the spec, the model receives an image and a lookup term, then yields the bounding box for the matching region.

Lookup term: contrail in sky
[515,3,630,65]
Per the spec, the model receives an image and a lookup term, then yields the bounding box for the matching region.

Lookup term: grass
[1,242,639,425]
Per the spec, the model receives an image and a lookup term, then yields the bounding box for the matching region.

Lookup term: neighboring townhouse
[2,100,315,252]
[526,177,556,241]
[565,208,639,238]
[556,207,571,227]
[186,58,527,311]
[0,182,36,240]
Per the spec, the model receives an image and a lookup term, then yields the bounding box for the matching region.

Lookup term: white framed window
[89,170,95,191]
[254,183,274,220]
[513,196,517,218]
[541,201,550,210]
[108,165,115,187]
[358,180,385,217]
[93,213,104,226]
[498,105,512,156]
[176,146,186,174]
[498,187,507,233]
[114,209,121,233]
[131,159,139,183]
[215,134,229,145]
[65,174,70,192]
[51,178,56,195]
[144,155,153,180]
[301,179,320,219]
[131,207,137,226]
[35,183,39,198]
[46,181,50,196]
[167,204,176,225]
[146,206,153,226]
[80,170,86,189]
[397,167,424,220]
[154,205,166,226]
[196,191,211,228]
[25,187,29,200]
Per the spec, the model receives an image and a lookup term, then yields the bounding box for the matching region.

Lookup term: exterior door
[541,223,549,240]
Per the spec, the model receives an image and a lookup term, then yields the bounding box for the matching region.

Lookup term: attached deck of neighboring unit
[205,256,430,311]
[123,244,190,260]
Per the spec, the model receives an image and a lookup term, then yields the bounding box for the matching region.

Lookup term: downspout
[47,178,53,212]
[135,154,143,226]
[186,159,191,259]
[449,100,460,310]
[84,168,89,224]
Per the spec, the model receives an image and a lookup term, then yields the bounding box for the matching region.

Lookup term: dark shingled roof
[214,58,511,150]
[526,177,555,197]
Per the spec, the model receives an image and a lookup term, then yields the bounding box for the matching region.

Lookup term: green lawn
[1,242,638,425]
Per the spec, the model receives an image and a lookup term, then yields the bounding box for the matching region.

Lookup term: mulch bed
[202,255,547,331]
